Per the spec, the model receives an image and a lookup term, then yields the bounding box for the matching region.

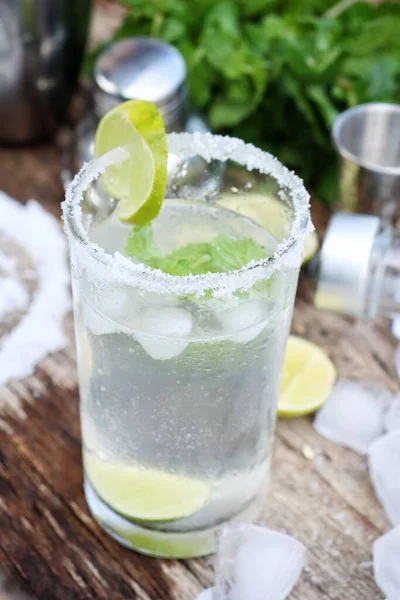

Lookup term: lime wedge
[216,192,318,265]
[107,524,215,559]
[278,336,336,417]
[302,230,319,264]
[84,452,210,521]
[94,100,167,224]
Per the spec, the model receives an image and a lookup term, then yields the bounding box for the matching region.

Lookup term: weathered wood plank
[0,3,396,593]
[0,272,392,599]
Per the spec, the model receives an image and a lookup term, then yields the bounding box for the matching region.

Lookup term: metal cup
[0,0,92,143]
[332,103,400,225]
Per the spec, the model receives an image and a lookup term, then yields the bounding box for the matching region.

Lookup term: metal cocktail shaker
[333,103,400,225]
[0,0,92,142]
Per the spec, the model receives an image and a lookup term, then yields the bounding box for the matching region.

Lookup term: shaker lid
[94,37,187,115]
[315,212,380,317]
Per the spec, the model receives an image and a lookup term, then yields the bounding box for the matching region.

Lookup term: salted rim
[62,132,312,296]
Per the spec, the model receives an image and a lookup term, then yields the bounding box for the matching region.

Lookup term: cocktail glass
[63,133,311,558]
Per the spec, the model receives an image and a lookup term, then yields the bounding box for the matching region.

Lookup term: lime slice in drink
[106,523,215,559]
[278,336,336,417]
[84,452,210,521]
[302,230,319,264]
[217,192,318,265]
[94,100,167,224]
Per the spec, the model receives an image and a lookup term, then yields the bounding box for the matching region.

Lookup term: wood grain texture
[0,3,397,598]
[0,161,395,599]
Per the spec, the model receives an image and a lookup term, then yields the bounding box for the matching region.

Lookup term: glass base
[84,479,263,559]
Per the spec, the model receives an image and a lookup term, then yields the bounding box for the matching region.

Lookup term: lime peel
[84,452,210,521]
[94,100,167,225]
[278,335,336,418]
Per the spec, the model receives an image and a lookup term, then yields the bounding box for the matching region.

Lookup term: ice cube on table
[216,524,306,600]
[134,307,192,360]
[313,378,392,454]
[384,395,400,433]
[373,527,400,598]
[395,344,400,380]
[219,299,267,344]
[392,317,400,340]
[369,431,400,526]
[195,588,217,600]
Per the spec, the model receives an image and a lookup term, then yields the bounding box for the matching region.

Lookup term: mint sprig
[125,225,268,276]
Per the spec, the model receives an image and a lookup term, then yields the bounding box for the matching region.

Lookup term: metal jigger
[333,103,400,225]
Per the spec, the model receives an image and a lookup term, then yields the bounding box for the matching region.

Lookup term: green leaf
[306,85,339,128]
[346,15,400,56]
[161,17,187,43]
[125,228,268,276]
[161,243,215,275]
[239,0,277,18]
[92,0,400,204]
[211,234,267,273]
[202,1,241,38]
[209,95,251,129]
[125,225,162,263]
[283,76,326,146]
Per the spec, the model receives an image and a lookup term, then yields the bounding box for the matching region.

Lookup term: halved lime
[84,452,210,521]
[216,192,318,264]
[278,336,336,417]
[94,100,167,224]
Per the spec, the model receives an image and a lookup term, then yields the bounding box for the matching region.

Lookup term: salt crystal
[384,395,400,433]
[0,277,29,320]
[314,378,392,454]
[334,512,345,521]
[216,524,306,600]
[302,444,316,460]
[0,249,17,274]
[0,193,70,386]
[373,527,400,598]
[369,431,400,526]
[63,135,312,299]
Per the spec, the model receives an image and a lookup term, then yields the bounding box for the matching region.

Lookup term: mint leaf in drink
[125,227,268,275]
[211,234,268,272]
[125,225,162,264]
[161,243,214,275]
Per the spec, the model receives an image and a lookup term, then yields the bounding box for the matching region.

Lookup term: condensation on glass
[63,133,311,558]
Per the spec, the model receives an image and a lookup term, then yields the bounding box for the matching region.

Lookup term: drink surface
[76,198,291,541]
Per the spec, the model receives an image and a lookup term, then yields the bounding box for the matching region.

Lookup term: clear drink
[63,134,311,558]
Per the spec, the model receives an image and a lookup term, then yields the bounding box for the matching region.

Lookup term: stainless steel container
[314,212,387,318]
[0,0,92,142]
[333,103,400,225]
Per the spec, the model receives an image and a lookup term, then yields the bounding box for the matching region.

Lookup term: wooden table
[0,4,398,597]
[0,136,397,600]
